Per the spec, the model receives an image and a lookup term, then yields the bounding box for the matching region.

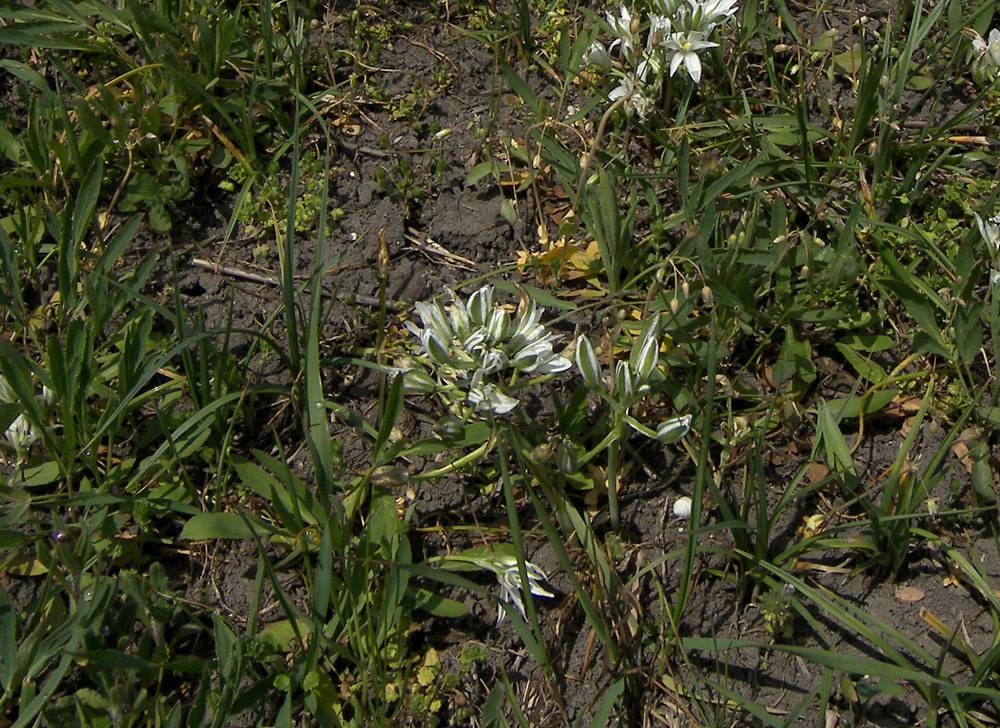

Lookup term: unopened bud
[434,418,463,439]
[629,16,640,35]
[700,285,713,306]
[531,441,554,463]
[371,466,409,487]
[670,297,680,314]
[800,265,809,277]
[556,439,578,474]
[681,281,690,297]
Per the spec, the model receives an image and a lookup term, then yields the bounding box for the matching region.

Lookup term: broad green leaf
[73,649,158,671]
[466,160,497,186]
[179,512,269,540]
[826,388,898,419]
[408,587,467,617]
[501,63,541,114]
[21,461,60,487]
[374,374,404,465]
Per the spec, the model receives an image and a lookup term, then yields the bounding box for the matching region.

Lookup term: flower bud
[615,360,634,400]
[575,335,603,390]
[468,286,494,326]
[434,418,464,439]
[630,316,660,384]
[556,439,579,474]
[656,414,692,444]
[485,307,510,343]
[531,441,554,463]
[670,297,680,314]
[403,369,438,393]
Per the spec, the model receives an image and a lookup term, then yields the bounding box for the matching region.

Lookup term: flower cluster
[403,286,571,416]
[975,210,1000,288]
[583,0,739,116]
[970,28,1000,85]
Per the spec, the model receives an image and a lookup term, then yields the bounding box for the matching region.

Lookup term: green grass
[3,0,1000,725]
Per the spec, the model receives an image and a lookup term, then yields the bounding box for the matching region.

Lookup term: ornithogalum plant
[583,0,740,117]
[574,315,691,530]
[401,285,571,416]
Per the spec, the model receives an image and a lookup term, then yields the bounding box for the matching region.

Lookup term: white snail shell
[673,496,693,519]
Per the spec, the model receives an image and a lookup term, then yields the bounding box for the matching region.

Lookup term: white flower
[507,301,571,375]
[39,386,54,408]
[651,0,685,15]
[404,285,572,417]
[663,30,718,83]
[971,28,1000,82]
[975,211,1000,254]
[583,40,613,69]
[688,0,739,30]
[5,414,38,453]
[606,4,640,64]
[495,556,555,625]
[606,4,637,42]
[467,370,519,415]
[648,13,672,49]
[609,73,653,118]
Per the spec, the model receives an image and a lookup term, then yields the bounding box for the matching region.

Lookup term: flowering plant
[574,314,691,528]
[492,555,556,626]
[970,28,1000,85]
[437,545,556,627]
[0,375,51,465]
[975,210,1000,288]
[401,286,571,416]
[583,0,739,117]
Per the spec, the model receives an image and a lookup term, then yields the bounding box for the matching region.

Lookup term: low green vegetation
[2,0,1000,725]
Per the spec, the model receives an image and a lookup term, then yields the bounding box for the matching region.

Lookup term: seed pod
[700,285,714,306]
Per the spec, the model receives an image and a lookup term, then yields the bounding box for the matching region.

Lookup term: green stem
[577,427,620,467]
[414,437,493,480]
[607,412,625,532]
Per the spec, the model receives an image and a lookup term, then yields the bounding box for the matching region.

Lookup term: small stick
[189,257,401,309]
